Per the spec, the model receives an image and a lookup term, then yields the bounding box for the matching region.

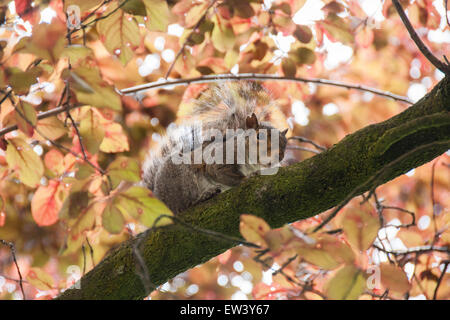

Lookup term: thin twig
[120,73,414,104]
[0,73,414,139]
[373,244,450,256]
[288,136,327,152]
[0,240,25,299]
[287,145,321,154]
[392,0,450,74]
[433,261,449,300]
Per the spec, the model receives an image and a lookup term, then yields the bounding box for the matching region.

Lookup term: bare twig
[392,0,450,74]
[0,240,25,299]
[445,0,450,28]
[133,236,155,293]
[433,260,449,300]
[373,244,450,256]
[120,73,414,104]
[288,136,327,152]
[287,145,321,154]
[0,74,413,139]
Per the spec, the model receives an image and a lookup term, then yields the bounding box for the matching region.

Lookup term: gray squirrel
[142,81,288,214]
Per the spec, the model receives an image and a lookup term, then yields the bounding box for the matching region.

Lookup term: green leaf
[290,47,316,65]
[79,108,105,154]
[69,67,122,111]
[6,136,44,188]
[325,266,366,300]
[96,8,141,65]
[107,156,140,189]
[320,13,353,44]
[144,0,170,32]
[115,186,172,227]
[6,67,41,95]
[102,203,125,234]
[211,15,235,53]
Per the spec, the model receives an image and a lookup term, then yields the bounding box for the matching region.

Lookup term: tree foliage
[0,0,449,300]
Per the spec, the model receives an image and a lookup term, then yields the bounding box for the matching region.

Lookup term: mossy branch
[56,77,450,300]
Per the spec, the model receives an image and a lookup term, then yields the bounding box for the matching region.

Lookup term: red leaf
[31,180,63,226]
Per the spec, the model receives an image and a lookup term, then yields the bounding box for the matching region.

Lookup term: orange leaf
[31,180,64,226]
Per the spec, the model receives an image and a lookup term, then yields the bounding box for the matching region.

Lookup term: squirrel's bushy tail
[142,124,202,190]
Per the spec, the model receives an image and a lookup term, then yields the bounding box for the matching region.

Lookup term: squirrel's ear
[281,128,288,136]
[245,113,259,129]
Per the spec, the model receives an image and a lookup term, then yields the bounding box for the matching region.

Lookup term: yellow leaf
[115,186,172,227]
[239,214,270,247]
[342,209,380,251]
[79,108,105,154]
[15,101,37,137]
[34,117,67,141]
[211,15,235,53]
[96,8,141,65]
[144,0,170,32]
[26,267,54,291]
[6,137,44,188]
[325,266,366,300]
[100,122,129,153]
[70,67,122,111]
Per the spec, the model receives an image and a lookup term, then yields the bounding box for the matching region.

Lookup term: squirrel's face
[245,113,288,167]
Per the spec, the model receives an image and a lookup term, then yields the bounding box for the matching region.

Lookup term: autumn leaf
[96,8,141,65]
[211,15,235,53]
[44,149,65,176]
[325,265,366,299]
[99,122,130,153]
[31,180,65,226]
[34,117,67,141]
[79,107,105,155]
[144,0,170,32]
[239,214,270,247]
[68,67,122,111]
[26,267,54,291]
[319,13,353,44]
[102,202,125,234]
[380,263,411,294]
[5,136,44,188]
[15,100,37,137]
[107,156,140,189]
[114,186,172,227]
[341,209,380,251]
[18,19,66,63]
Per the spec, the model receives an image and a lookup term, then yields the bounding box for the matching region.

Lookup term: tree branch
[56,76,450,300]
[392,0,450,75]
[120,73,414,104]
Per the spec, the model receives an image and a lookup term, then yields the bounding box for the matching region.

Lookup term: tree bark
[57,76,450,300]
